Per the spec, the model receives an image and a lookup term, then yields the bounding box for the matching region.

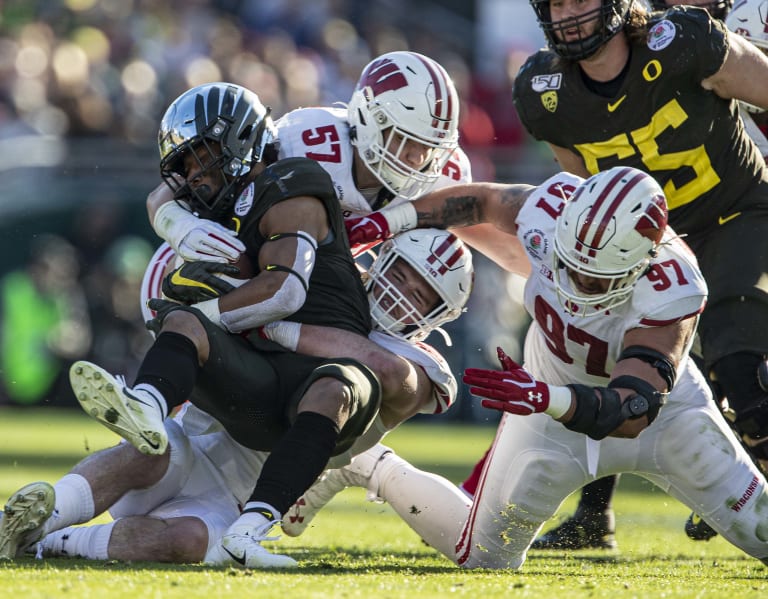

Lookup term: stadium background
[0,0,558,419]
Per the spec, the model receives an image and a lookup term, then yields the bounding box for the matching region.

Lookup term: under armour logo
[528,391,543,404]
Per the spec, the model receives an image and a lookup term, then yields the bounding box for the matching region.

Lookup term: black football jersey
[513,7,765,234]
[232,156,371,335]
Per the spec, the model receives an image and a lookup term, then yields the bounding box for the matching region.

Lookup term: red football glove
[463,347,572,417]
[345,212,392,246]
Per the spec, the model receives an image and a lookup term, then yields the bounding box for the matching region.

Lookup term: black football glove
[162,260,240,304]
[145,298,183,336]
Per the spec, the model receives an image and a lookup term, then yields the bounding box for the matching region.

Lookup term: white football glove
[152,201,245,263]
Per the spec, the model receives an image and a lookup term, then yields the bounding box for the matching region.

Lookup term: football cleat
[216,520,297,569]
[531,507,617,550]
[70,361,167,455]
[684,512,718,541]
[282,443,392,537]
[0,482,55,560]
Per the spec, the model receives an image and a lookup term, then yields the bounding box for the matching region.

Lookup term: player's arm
[451,224,531,277]
[547,143,591,178]
[703,31,768,110]
[346,182,534,255]
[196,195,328,332]
[465,316,697,440]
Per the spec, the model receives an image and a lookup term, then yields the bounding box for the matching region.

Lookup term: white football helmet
[553,166,668,315]
[726,0,768,112]
[348,51,460,200]
[366,229,473,344]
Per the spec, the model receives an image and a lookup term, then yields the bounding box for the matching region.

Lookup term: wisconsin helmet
[348,51,460,200]
[158,82,277,220]
[650,1,732,20]
[530,0,632,60]
[366,228,473,343]
[553,166,668,314]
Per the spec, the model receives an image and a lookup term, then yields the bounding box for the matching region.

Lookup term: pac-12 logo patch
[541,91,558,113]
[647,19,676,51]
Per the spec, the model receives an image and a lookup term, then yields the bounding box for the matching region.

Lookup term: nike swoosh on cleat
[718,212,741,225]
[222,545,247,566]
[607,95,627,112]
[122,389,162,450]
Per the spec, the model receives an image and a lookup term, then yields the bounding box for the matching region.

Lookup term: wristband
[192,298,223,329]
[382,201,418,235]
[152,201,197,243]
[544,385,572,419]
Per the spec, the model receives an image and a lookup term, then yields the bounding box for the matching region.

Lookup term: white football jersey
[275,106,472,217]
[515,172,708,391]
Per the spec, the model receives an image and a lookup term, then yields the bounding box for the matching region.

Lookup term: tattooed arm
[411,182,535,236]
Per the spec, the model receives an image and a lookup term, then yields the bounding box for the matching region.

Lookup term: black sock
[578,475,619,513]
[133,332,200,412]
[248,411,340,516]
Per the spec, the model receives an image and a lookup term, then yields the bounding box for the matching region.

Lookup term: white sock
[132,383,169,419]
[41,522,115,559]
[43,474,95,536]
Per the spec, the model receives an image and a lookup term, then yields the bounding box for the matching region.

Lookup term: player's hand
[145,298,182,335]
[153,199,245,262]
[463,347,572,418]
[345,212,392,245]
[162,261,240,303]
[345,202,418,246]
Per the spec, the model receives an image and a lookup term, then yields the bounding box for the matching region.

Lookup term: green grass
[1,407,766,598]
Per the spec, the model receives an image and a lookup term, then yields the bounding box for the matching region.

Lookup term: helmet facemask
[531,0,632,61]
[158,83,276,221]
[348,52,459,200]
[552,167,668,316]
[365,229,473,344]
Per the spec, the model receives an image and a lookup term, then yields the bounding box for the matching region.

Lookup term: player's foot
[684,512,718,541]
[0,482,55,559]
[282,444,392,537]
[70,361,167,455]
[213,519,297,569]
[531,507,617,550]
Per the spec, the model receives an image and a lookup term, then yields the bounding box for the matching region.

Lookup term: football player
[336,166,768,568]
[446,0,768,551]
[0,228,473,566]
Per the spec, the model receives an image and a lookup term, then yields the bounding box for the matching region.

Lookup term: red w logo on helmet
[358,58,408,96]
[635,193,668,244]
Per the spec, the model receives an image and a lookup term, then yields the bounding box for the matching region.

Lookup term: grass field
[1,407,766,598]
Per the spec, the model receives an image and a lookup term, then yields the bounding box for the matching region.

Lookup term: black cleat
[684,512,718,541]
[532,508,617,550]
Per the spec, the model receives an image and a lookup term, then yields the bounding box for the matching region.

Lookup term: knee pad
[287,358,381,456]
[711,353,768,456]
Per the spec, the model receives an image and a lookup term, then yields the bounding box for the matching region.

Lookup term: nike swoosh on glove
[162,261,240,303]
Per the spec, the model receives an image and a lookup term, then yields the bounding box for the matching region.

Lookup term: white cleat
[0,482,55,560]
[282,444,392,537]
[215,520,298,569]
[70,361,167,455]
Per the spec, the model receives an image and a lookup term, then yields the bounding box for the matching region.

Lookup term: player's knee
[163,517,209,563]
[298,377,351,422]
[363,347,411,400]
[161,311,209,360]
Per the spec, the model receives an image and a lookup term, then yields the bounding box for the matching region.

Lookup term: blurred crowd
[0,0,543,414]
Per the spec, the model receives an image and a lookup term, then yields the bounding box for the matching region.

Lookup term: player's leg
[456,413,589,569]
[219,358,380,568]
[70,306,208,455]
[531,475,618,550]
[0,441,171,560]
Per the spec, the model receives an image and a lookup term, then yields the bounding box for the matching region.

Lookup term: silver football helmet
[158,82,277,220]
[348,51,460,200]
[553,166,668,315]
[366,228,473,343]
